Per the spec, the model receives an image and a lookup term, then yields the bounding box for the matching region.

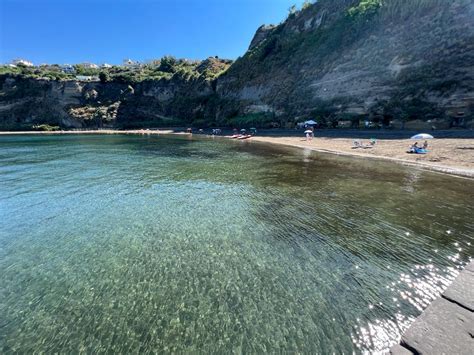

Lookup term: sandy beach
[1,129,473,178]
[250,136,474,178]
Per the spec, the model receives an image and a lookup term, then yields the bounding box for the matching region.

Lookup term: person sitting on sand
[409,142,419,153]
[423,140,428,150]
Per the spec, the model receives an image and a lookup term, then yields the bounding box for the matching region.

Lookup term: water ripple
[0,134,473,353]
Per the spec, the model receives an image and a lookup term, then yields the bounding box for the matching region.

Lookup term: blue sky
[0,0,306,65]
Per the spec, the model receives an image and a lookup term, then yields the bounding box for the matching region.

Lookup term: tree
[158,56,178,73]
[99,71,110,84]
[302,0,313,10]
[288,4,297,16]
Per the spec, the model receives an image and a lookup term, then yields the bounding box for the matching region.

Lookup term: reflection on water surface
[0,134,472,353]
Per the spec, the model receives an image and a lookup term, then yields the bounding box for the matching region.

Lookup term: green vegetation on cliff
[0,64,73,81]
[0,56,232,84]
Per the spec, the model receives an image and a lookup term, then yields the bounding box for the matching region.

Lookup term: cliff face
[217,0,474,129]
[0,74,218,129]
[1,0,473,130]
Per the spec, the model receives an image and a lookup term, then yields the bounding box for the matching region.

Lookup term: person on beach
[423,140,428,150]
[409,142,419,153]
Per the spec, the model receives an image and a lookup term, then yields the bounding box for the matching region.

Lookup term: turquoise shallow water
[0,134,473,353]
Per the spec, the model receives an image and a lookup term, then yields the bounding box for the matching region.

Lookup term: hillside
[1,0,473,130]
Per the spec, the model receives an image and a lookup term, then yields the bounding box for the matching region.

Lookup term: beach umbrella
[305,120,317,125]
[304,130,313,134]
[411,133,434,140]
[240,129,246,132]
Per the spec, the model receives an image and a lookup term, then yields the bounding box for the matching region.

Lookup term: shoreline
[1,129,473,178]
[249,136,474,179]
[0,129,177,135]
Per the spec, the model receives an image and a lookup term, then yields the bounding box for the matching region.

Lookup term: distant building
[60,64,75,73]
[11,59,33,67]
[101,63,112,68]
[123,58,139,67]
[80,62,99,69]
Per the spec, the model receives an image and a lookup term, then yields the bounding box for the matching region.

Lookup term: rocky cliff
[1,0,473,130]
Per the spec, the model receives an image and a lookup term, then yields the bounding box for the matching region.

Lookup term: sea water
[0,134,473,353]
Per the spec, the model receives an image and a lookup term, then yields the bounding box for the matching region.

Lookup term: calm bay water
[0,134,473,353]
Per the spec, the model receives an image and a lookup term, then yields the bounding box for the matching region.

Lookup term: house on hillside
[80,62,99,69]
[123,58,140,68]
[11,59,33,67]
[60,64,75,73]
[101,63,112,68]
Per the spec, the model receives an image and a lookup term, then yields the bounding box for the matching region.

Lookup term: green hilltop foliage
[0,56,233,84]
[0,64,73,81]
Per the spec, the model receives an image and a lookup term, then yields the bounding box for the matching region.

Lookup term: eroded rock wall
[217,0,474,128]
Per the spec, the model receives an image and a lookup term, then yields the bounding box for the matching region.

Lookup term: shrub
[302,0,314,11]
[33,124,60,131]
[74,64,100,76]
[99,71,110,83]
[158,56,178,73]
[348,0,382,18]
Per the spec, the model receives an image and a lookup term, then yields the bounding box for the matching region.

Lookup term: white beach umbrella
[411,133,434,139]
[304,130,313,134]
[305,120,317,125]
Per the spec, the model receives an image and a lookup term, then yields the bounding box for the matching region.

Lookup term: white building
[11,59,33,67]
[101,63,112,68]
[123,58,139,67]
[60,64,75,73]
[80,62,99,69]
